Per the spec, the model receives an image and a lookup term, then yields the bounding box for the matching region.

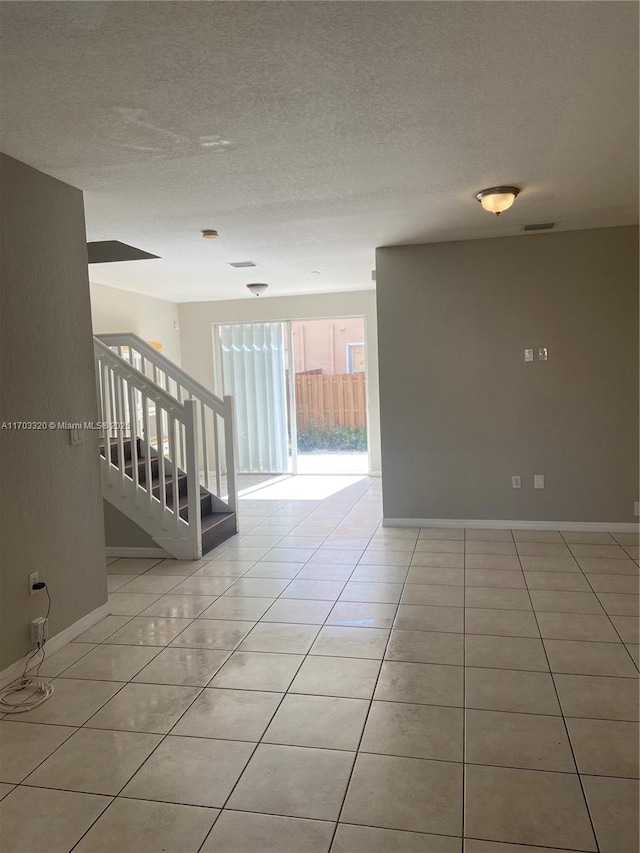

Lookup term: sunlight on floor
[296,453,369,475]
[240,475,367,501]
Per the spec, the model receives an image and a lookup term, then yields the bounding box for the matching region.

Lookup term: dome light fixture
[201,229,219,239]
[246,282,268,296]
[475,186,520,216]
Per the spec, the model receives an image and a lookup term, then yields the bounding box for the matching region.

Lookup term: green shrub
[297,421,367,452]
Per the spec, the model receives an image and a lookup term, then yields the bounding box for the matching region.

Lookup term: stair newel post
[97,358,110,483]
[95,356,103,444]
[115,373,126,494]
[167,412,180,538]
[127,381,140,503]
[223,394,238,526]
[184,398,203,559]
[141,393,153,517]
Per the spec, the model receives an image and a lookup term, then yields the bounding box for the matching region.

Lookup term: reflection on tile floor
[1,477,638,852]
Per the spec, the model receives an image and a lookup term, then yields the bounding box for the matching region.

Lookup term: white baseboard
[106,546,168,558]
[384,518,639,533]
[0,602,111,690]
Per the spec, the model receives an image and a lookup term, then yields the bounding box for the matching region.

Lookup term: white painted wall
[90,282,182,365]
[178,291,381,473]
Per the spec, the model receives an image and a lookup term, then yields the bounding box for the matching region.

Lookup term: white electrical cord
[0,676,54,713]
[0,584,54,714]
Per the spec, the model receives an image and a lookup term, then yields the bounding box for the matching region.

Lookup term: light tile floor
[1,477,638,852]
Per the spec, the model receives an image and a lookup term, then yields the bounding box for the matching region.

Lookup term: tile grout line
[461,524,470,848]
[65,486,354,853]
[44,493,340,853]
[326,517,412,851]
[560,533,639,670]
[520,539,602,853]
[198,479,382,851]
[191,483,375,849]
[22,638,189,853]
[5,486,636,851]
[7,684,637,728]
[9,644,168,787]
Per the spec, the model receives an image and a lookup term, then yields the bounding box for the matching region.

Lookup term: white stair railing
[94,335,237,560]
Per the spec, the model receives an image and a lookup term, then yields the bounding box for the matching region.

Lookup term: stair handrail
[95,337,203,558]
[94,332,237,558]
[95,338,186,415]
[96,332,225,416]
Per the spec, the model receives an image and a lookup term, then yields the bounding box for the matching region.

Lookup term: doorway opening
[213,317,368,484]
[291,317,368,474]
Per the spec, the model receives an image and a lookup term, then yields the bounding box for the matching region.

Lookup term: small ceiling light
[246,282,268,296]
[201,229,219,239]
[475,186,520,216]
[310,270,320,275]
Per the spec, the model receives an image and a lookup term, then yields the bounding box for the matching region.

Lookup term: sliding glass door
[215,322,290,474]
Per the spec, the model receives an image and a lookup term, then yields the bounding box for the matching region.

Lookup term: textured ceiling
[0,1,638,302]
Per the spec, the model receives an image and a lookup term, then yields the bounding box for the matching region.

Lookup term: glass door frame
[213,314,370,477]
[212,320,297,475]
[286,320,298,475]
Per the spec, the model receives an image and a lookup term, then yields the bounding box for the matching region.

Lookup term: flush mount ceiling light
[475,186,520,216]
[246,282,269,296]
[201,229,218,239]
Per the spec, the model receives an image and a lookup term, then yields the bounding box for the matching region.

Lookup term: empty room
[0,2,638,852]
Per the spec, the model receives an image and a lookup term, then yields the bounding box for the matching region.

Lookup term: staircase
[94,333,238,559]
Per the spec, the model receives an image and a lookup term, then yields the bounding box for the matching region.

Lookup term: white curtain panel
[220,322,289,473]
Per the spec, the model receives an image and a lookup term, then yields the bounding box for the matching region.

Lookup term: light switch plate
[538,347,548,361]
[524,349,534,362]
[512,475,522,489]
[534,474,545,489]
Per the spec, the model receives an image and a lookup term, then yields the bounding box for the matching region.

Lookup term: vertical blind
[219,322,289,473]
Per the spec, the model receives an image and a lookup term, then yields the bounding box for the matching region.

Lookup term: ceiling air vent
[523,222,556,232]
[87,241,159,264]
[229,261,257,268]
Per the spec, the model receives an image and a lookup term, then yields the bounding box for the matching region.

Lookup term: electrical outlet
[538,347,548,361]
[534,474,545,489]
[512,475,521,489]
[29,572,39,597]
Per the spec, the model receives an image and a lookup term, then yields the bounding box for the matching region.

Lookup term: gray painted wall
[104,503,158,550]
[0,153,107,670]
[376,226,639,524]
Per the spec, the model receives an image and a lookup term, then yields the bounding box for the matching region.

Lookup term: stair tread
[201,511,235,532]
[110,458,218,521]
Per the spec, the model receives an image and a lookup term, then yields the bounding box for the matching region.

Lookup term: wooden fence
[294,372,366,429]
